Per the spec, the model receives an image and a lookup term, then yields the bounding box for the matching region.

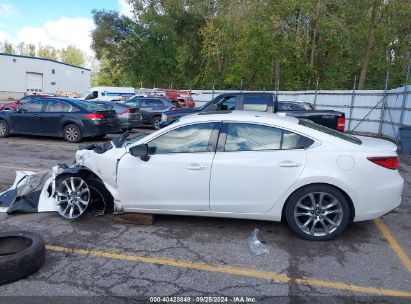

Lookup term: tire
[55,174,114,220]
[0,119,10,138]
[63,124,82,143]
[55,175,90,220]
[0,231,46,286]
[285,185,350,241]
[151,116,161,130]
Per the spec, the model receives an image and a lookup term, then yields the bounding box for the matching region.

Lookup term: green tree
[2,41,15,54]
[90,0,411,90]
[60,46,85,66]
[38,45,58,60]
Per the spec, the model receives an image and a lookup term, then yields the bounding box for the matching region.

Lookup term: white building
[0,53,91,100]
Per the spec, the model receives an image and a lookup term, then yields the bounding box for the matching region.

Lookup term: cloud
[0,3,18,18]
[13,17,95,57]
[118,0,133,18]
[0,30,10,41]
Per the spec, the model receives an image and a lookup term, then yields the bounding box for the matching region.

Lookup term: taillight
[337,117,345,132]
[367,156,399,170]
[86,113,105,120]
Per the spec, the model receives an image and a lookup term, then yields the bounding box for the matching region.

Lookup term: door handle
[278,161,301,167]
[187,164,207,170]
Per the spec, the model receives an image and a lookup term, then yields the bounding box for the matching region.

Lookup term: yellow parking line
[0,165,44,173]
[46,244,411,297]
[374,218,411,274]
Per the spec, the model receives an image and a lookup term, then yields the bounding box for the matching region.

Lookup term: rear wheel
[63,124,82,143]
[0,119,10,138]
[285,185,350,241]
[151,116,161,130]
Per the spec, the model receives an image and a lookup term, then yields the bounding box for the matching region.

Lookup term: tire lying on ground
[0,231,46,286]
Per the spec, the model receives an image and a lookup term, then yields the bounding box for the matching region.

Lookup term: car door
[9,99,44,134]
[117,122,220,211]
[40,100,72,136]
[210,122,311,213]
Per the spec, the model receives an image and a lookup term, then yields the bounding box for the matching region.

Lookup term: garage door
[26,72,43,93]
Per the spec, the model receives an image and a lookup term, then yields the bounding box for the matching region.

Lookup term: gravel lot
[0,131,410,302]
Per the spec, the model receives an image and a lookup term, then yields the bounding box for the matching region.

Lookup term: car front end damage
[0,139,128,219]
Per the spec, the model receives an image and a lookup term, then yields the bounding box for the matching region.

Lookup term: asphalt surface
[0,131,410,302]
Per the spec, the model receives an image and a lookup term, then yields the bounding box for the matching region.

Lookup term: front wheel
[285,185,350,241]
[63,124,82,143]
[56,175,90,220]
[151,117,161,130]
[0,119,10,138]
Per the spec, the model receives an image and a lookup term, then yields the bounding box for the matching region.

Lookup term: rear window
[299,119,362,145]
[243,95,269,112]
[279,102,313,111]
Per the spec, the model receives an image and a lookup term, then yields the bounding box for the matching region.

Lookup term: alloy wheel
[65,127,79,142]
[56,176,90,219]
[0,121,6,136]
[153,119,160,130]
[293,192,343,237]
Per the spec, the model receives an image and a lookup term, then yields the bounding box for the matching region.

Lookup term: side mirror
[129,144,150,162]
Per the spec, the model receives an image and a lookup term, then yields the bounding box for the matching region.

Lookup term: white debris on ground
[248,228,270,255]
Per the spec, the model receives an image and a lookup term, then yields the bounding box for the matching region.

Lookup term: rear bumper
[119,119,141,129]
[353,172,404,222]
[83,121,121,137]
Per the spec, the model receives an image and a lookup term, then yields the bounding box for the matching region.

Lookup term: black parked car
[92,100,142,132]
[124,97,176,130]
[0,97,121,143]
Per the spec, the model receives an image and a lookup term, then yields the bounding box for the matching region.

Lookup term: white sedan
[57,111,404,241]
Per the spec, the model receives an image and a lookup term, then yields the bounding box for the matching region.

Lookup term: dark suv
[124,97,176,130]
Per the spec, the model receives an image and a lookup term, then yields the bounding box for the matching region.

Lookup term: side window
[21,100,44,112]
[155,100,164,107]
[282,130,314,149]
[143,99,155,107]
[207,96,236,111]
[127,100,141,107]
[147,123,215,154]
[69,105,81,112]
[225,123,282,151]
[44,100,71,112]
[224,123,313,152]
[243,95,269,112]
[84,91,98,100]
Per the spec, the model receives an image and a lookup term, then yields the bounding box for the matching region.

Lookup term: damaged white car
[0,111,404,241]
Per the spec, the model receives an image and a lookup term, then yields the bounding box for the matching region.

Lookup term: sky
[0,0,133,57]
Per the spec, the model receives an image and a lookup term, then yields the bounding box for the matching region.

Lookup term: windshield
[123,134,149,147]
[298,119,362,145]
